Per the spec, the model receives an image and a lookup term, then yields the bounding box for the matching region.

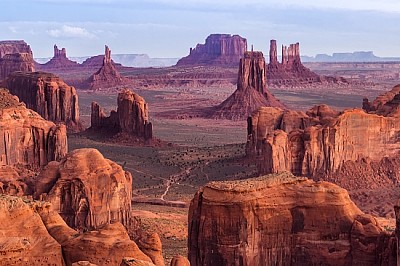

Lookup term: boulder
[4,71,82,132]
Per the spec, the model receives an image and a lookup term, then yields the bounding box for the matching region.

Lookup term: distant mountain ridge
[35,54,179,67]
[301,51,400,62]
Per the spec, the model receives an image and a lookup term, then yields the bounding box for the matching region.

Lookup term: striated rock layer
[0,40,32,58]
[0,88,67,169]
[91,89,153,140]
[188,173,395,266]
[0,53,35,81]
[4,71,82,131]
[210,51,285,120]
[176,34,247,67]
[34,148,132,230]
[246,98,400,188]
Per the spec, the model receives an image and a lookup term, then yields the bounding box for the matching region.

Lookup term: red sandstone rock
[41,44,80,69]
[210,51,285,120]
[363,84,400,116]
[0,88,67,169]
[0,53,35,81]
[0,40,32,58]
[88,45,125,90]
[135,232,165,266]
[170,255,190,266]
[91,89,153,140]
[176,34,247,67]
[4,71,83,132]
[188,173,395,265]
[34,148,132,230]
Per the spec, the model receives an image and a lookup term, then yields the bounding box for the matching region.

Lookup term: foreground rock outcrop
[210,51,285,120]
[91,89,153,140]
[0,88,67,169]
[0,195,156,266]
[88,45,125,90]
[188,173,395,265]
[4,71,82,131]
[34,148,132,230]
[176,34,247,67]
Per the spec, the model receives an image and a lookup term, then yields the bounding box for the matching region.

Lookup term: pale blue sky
[1,0,400,58]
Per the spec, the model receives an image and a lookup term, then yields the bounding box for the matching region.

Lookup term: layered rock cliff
[176,34,247,67]
[210,51,285,120]
[363,84,400,117]
[91,89,153,140]
[246,106,400,182]
[34,148,132,230]
[0,195,156,265]
[88,45,125,90]
[0,88,67,169]
[0,53,35,81]
[0,40,32,58]
[188,173,395,266]
[4,71,82,131]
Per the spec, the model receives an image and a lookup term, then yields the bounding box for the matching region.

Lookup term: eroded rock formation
[4,71,82,131]
[34,148,132,230]
[91,89,153,140]
[41,44,79,69]
[0,88,67,169]
[176,34,247,66]
[188,173,395,265]
[0,40,32,58]
[0,53,35,81]
[363,84,400,117]
[267,40,345,86]
[210,51,285,120]
[88,45,125,90]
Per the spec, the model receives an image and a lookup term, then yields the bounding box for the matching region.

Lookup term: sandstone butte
[91,88,153,141]
[40,44,80,69]
[4,71,83,132]
[246,85,400,189]
[0,88,67,170]
[176,34,247,67]
[0,40,35,81]
[0,195,156,266]
[34,148,132,231]
[210,50,286,120]
[188,172,397,266]
[88,45,125,90]
[266,39,347,86]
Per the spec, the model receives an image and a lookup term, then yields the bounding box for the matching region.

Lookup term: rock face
[0,40,32,58]
[0,53,35,81]
[0,88,67,169]
[267,40,344,86]
[210,51,285,120]
[91,89,153,140]
[34,148,133,230]
[0,195,156,266]
[246,106,400,180]
[363,84,400,117]
[176,34,247,66]
[88,45,124,90]
[41,44,79,69]
[188,173,394,266]
[0,195,65,265]
[4,71,82,131]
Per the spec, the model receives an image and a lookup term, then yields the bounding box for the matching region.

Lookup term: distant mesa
[246,85,400,190]
[91,88,153,141]
[176,33,247,67]
[40,44,79,69]
[87,45,126,90]
[302,51,400,62]
[209,50,286,120]
[4,71,83,132]
[0,40,35,81]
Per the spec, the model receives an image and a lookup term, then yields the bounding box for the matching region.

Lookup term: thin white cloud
[47,25,96,39]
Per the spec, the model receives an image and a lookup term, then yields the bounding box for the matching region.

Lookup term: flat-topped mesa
[0,40,32,58]
[34,148,132,230]
[88,45,125,90]
[0,88,67,169]
[209,50,285,120]
[90,89,153,140]
[189,173,395,265]
[4,71,82,132]
[267,40,325,85]
[246,92,400,189]
[0,53,35,81]
[40,45,79,69]
[176,34,247,66]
